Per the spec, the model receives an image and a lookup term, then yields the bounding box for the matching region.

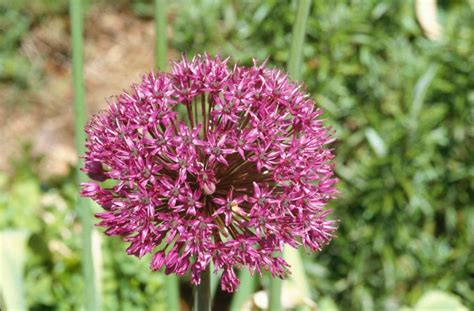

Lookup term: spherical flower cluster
[81,55,338,292]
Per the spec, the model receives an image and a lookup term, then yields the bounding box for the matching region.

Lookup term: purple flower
[81,54,338,292]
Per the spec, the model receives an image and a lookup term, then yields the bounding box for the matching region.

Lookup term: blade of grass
[92,229,104,307]
[155,0,168,71]
[154,1,180,309]
[165,275,180,311]
[229,269,257,311]
[365,127,387,157]
[269,1,312,310]
[70,1,101,310]
[284,249,311,311]
[194,265,212,311]
[409,64,438,131]
[0,230,30,311]
[268,272,283,311]
[287,0,312,81]
[210,263,223,299]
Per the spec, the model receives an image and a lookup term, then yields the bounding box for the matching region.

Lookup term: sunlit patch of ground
[0,6,177,178]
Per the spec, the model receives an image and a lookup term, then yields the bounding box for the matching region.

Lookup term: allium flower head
[81,54,338,292]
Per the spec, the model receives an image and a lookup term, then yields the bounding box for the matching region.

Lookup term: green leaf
[0,230,30,311]
[414,290,468,311]
[409,64,438,130]
[365,128,387,157]
[317,297,339,311]
[229,269,257,311]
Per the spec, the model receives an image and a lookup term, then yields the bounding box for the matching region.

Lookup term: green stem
[287,0,312,79]
[166,275,180,311]
[268,273,282,311]
[210,262,222,300]
[194,266,211,311]
[269,1,311,310]
[154,1,180,309]
[70,0,100,310]
[154,0,168,71]
[229,269,257,311]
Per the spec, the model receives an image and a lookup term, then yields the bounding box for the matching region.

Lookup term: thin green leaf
[414,290,468,311]
[210,265,223,299]
[409,64,438,130]
[154,1,180,309]
[272,0,313,310]
[365,128,387,157]
[155,0,168,71]
[0,230,30,311]
[230,269,257,311]
[70,0,101,309]
[287,0,312,80]
[165,275,180,311]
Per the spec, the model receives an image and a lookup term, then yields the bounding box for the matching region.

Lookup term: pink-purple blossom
[81,54,338,292]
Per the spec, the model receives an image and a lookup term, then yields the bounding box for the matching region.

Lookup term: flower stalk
[229,269,257,311]
[70,0,100,309]
[194,265,211,311]
[268,272,283,311]
[154,0,167,71]
[153,1,181,309]
[269,0,312,310]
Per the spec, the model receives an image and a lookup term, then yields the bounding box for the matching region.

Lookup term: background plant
[0,0,472,310]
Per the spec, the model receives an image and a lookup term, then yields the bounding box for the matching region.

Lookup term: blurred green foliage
[171,1,474,309]
[1,0,473,310]
[0,5,32,87]
[0,151,167,310]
